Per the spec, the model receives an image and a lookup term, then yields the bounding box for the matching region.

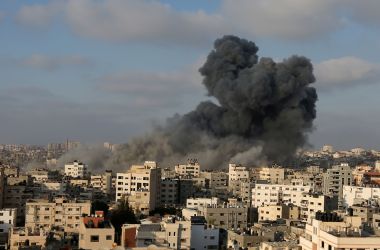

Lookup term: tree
[110,198,138,244]
[91,200,109,215]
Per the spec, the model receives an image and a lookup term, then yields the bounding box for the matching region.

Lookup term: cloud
[15,2,62,28]
[315,57,380,90]
[221,0,344,40]
[19,54,91,71]
[346,0,380,27]
[14,0,367,44]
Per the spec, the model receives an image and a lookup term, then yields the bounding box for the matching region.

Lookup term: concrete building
[351,204,380,224]
[186,197,220,210]
[322,163,352,207]
[0,208,17,233]
[342,185,380,207]
[300,193,338,221]
[174,159,200,178]
[25,196,91,233]
[197,205,248,230]
[90,170,115,195]
[160,178,179,207]
[259,166,285,184]
[228,164,250,183]
[199,171,228,189]
[258,204,300,221]
[79,211,115,250]
[8,227,47,250]
[64,161,88,178]
[121,216,218,250]
[116,161,161,214]
[251,183,312,207]
[299,212,380,250]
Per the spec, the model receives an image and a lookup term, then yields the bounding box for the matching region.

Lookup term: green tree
[110,198,139,244]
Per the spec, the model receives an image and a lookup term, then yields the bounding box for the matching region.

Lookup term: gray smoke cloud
[108,35,318,169]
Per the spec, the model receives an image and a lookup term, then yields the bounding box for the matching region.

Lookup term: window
[90,235,99,242]
[106,235,112,240]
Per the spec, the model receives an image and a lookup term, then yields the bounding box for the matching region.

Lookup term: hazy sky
[0,0,380,150]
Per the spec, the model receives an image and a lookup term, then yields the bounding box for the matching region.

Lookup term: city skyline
[1,0,380,150]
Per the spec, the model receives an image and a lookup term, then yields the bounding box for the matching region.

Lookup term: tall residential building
[25,196,91,233]
[90,170,115,196]
[322,163,352,207]
[116,161,161,214]
[0,208,17,233]
[259,166,285,184]
[65,161,88,178]
[174,159,200,178]
[251,183,312,208]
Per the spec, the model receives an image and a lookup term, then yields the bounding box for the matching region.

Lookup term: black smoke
[110,35,317,169]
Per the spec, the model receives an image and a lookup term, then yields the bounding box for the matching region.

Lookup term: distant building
[174,159,200,178]
[65,161,88,178]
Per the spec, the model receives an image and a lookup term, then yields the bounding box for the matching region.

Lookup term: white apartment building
[174,159,200,177]
[121,216,219,250]
[0,208,17,233]
[25,197,91,233]
[259,166,285,184]
[186,197,220,210]
[299,214,380,250]
[65,161,88,178]
[116,161,161,213]
[252,183,312,207]
[343,185,380,207]
[229,164,250,182]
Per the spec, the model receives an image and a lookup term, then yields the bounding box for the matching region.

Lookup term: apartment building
[197,205,248,230]
[174,159,200,177]
[116,161,161,213]
[8,227,47,250]
[251,183,312,207]
[342,185,380,207]
[90,170,115,195]
[160,178,179,206]
[25,196,91,233]
[0,208,17,233]
[322,163,352,207]
[78,212,115,250]
[199,171,228,189]
[258,204,300,221]
[65,161,88,178]
[121,216,219,250]
[186,197,220,210]
[300,193,338,221]
[351,204,380,223]
[259,166,285,184]
[299,212,380,250]
[229,164,250,183]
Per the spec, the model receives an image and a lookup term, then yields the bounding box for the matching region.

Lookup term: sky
[0,0,380,150]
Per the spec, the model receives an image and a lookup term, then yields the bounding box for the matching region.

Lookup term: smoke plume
[109,35,318,169]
